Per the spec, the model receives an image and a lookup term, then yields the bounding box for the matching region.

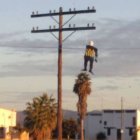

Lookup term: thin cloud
[0,31,28,40]
[97,85,119,91]
[0,19,140,77]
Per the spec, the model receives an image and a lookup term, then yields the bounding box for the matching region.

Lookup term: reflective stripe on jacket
[85,45,96,57]
[85,49,95,57]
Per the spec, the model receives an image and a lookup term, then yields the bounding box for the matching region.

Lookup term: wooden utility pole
[58,7,63,139]
[31,6,96,140]
[121,97,124,140]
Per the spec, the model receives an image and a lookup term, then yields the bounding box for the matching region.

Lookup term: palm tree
[24,93,57,140]
[62,118,78,139]
[73,72,91,140]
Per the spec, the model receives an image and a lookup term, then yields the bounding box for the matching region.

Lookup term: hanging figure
[82,40,98,74]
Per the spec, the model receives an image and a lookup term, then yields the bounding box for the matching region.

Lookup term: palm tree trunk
[80,118,84,140]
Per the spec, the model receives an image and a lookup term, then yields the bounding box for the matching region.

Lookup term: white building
[0,108,16,139]
[85,109,140,140]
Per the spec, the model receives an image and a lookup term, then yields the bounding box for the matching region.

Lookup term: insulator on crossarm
[49,26,51,29]
[69,24,71,28]
[87,7,90,10]
[53,25,56,29]
[49,10,52,13]
[36,26,39,30]
[32,11,35,15]
[92,6,95,10]
[32,27,35,31]
[69,8,71,12]
[92,23,94,27]
[73,8,76,11]
[87,23,90,27]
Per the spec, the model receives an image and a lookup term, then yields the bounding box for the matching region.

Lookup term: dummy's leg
[89,58,94,74]
[82,56,88,71]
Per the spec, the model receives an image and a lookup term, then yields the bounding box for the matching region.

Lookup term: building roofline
[103,109,137,113]
[0,107,16,112]
[87,109,140,115]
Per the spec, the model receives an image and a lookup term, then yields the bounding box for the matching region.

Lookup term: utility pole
[31,6,96,140]
[121,97,124,140]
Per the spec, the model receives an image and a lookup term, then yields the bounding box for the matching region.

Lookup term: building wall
[85,109,138,140]
[85,112,103,140]
[136,110,140,140]
[103,110,136,140]
[0,108,16,135]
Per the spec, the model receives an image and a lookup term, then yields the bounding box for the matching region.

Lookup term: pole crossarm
[31,26,96,33]
[31,8,96,18]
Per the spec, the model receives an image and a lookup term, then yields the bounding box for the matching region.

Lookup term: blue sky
[0,0,140,111]
[0,0,140,33]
